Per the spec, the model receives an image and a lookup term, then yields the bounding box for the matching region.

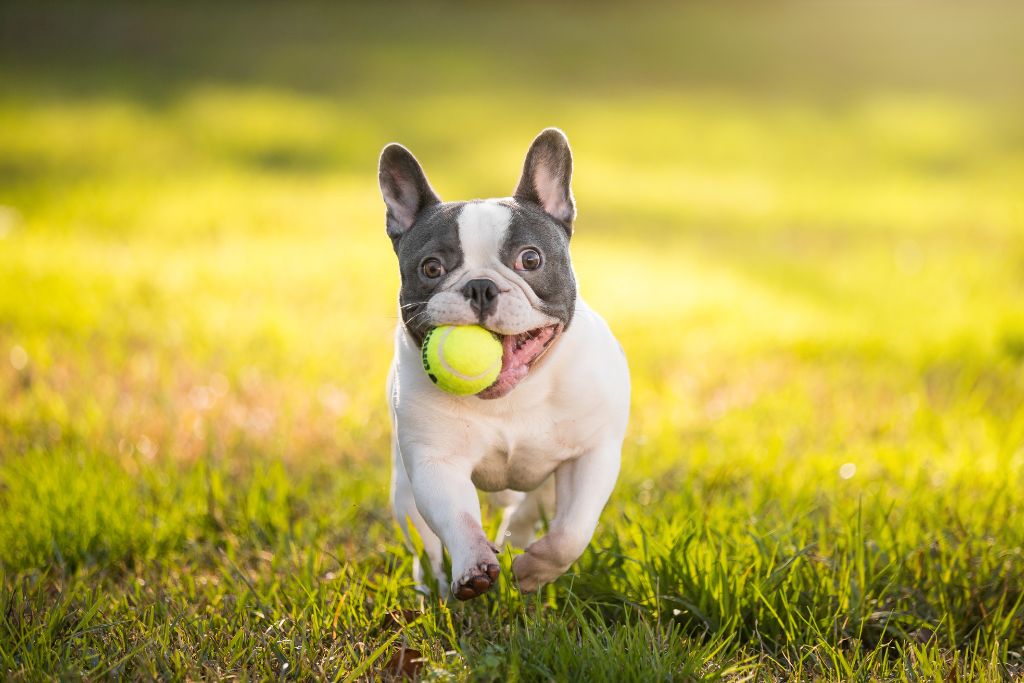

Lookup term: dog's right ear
[379,143,441,242]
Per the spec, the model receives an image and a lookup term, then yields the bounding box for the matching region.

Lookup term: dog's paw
[511,551,557,593]
[512,532,584,593]
[451,561,500,600]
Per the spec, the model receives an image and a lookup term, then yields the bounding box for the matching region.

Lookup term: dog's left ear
[514,128,575,234]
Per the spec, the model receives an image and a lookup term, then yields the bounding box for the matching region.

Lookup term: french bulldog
[380,128,630,600]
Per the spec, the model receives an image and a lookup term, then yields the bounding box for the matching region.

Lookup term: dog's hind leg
[391,436,447,598]
[494,477,555,550]
[491,490,526,548]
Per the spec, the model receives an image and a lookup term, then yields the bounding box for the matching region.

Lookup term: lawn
[1,1,1023,679]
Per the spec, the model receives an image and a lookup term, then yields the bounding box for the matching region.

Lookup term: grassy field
[2,1,1024,679]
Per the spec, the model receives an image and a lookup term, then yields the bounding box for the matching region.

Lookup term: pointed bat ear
[378,143,441,241]
[513,128,575,234]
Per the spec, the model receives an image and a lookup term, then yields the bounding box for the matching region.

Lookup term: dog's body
[380,130,630,599]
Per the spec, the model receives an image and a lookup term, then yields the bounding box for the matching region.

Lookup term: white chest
[468,413,587,492]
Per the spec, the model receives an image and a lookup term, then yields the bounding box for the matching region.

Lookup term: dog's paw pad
[453,563,500,601]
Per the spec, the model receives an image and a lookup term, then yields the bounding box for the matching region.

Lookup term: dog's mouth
[477,323,563,399]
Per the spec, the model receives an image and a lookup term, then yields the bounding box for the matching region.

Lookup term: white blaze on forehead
[457,201,511,270]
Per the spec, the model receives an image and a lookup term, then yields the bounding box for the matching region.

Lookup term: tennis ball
[421,325,503,395]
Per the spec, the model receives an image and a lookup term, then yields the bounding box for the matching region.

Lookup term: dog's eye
[421,258,446,279]
[515,248,542,271]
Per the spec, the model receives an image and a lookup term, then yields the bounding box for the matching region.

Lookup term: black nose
[462,278,499,318]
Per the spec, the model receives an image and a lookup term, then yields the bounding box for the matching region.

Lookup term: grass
[1,0,1023,679]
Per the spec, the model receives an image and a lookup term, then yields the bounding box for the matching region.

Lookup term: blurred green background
[1,1,1023,679]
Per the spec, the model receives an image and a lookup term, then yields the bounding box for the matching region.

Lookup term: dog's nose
[462,278,500,318]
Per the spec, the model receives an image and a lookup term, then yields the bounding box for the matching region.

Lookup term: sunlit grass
[1,0,1023,679]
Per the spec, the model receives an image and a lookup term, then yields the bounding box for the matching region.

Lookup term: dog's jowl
[379,129,630,600]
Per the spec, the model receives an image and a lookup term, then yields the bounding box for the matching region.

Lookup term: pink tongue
[476,337,529,399]
[476,327,557,399]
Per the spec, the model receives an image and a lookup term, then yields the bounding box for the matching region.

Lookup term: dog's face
[379,129,578,399]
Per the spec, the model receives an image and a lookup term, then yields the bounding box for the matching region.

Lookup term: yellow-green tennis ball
[421,325,503,396]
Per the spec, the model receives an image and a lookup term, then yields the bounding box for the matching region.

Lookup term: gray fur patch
[498,199,576,329]
[396,202,467,343]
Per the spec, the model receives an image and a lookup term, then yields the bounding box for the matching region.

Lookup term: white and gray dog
[379,129,630,600]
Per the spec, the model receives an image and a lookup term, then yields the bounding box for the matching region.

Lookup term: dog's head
[379,128,577,399]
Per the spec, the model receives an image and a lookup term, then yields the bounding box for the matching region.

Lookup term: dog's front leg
[405,452,500,600]
[512,442,621,592]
